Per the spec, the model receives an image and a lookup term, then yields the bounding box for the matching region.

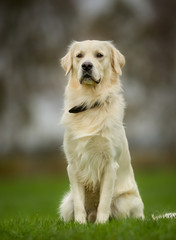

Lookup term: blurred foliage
[0,0,175,156]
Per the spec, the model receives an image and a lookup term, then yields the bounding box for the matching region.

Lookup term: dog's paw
[88,210,97,223]
[96,212,109,224]
[75,214,87,224]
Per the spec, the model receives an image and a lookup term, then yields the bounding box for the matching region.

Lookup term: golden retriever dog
[59,40,144,224]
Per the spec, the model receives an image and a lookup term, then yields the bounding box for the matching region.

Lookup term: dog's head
[61,40,125,86]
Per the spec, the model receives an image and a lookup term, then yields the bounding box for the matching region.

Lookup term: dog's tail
[152,212,176,220]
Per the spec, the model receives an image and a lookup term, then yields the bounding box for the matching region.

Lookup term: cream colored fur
[59,40,144,224]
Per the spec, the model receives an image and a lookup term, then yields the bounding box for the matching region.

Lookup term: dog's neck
[67,82,121,114]
[69,101,100,113]
[68,96,113,114]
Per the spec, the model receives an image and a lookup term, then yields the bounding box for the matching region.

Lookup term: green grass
[0,169,176,240]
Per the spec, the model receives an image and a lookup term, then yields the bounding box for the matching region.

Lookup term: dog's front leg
[96,162,117,224]
[67,164,86,224]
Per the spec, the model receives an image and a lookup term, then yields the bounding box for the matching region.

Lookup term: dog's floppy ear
[109,43,125,76]
[61,51,72,76]
[61,42,77,75]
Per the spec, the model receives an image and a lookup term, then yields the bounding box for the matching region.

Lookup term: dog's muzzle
[80,61,101,85]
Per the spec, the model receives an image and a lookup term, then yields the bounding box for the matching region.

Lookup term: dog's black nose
[82,62,93,71]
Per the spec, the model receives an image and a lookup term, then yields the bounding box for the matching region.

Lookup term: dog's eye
[96,53,103,58]
[76,53,83,58]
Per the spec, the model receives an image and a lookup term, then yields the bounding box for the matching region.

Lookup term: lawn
[0,169,176,240]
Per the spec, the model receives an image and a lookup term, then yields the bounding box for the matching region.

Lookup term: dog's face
[61,40,125,86]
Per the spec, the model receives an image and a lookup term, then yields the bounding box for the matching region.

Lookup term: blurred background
[0,0,176,176]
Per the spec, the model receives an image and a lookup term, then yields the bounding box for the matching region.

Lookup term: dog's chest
[73,136,116,190]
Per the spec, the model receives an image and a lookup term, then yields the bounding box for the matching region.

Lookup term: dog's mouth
[84,73,92,79]
[80,73,101,85]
